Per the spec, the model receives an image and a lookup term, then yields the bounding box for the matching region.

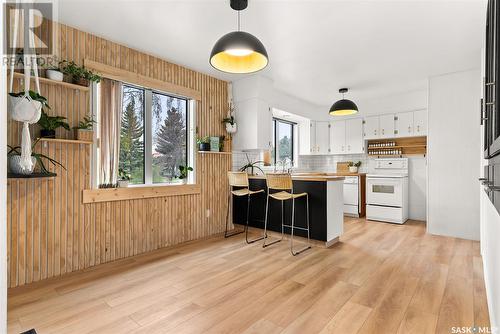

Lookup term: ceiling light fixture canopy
[329,88,358,116]
[209,0,268,74]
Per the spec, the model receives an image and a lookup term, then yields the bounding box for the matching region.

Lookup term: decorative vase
[225,123,237,133]
[117,179,129,188]
[46,69,64,81]
[199,143,210,151]
[9,155,37,175]
[40,129,56,138]
[349,166,358,173]
[74,129,93,141]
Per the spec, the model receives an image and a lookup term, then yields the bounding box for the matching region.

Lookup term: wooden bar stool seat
[225,172,266,243]
[263,173,311,256]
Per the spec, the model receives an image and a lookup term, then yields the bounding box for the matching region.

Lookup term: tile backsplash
[232,151,368,174]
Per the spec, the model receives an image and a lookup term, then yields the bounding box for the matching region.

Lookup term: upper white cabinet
[232,98,272,151]
[413,110,427,135]
[395,111,414,137]
[363,116,379,140]
[379,114,395,138]
[330,118,364,155]
[330,120,346,154]
[315,121,331,154]
[299,120,330,155]
[345,118,364,153]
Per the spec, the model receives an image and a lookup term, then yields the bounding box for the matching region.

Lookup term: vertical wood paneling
[7,20,230,288]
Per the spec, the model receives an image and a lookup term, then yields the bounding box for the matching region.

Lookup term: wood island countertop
[248,173,345,182]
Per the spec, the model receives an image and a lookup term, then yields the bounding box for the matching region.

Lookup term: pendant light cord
[238,10,241,31]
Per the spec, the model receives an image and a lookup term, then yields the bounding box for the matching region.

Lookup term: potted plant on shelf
[73,114,96,141]
[222,115,237,134]
[8,139,66,175]
[117,168,130,188]
[347,161,362,173]
[197,136,211,151]
[177,165,193,184]
[44,60,65,82]
[37,110,71,138]
[60,61,101,86]
[239,155,264,176]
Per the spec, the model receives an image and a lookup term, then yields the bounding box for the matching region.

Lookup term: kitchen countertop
[248,173,345,182]
[293,172,366,177]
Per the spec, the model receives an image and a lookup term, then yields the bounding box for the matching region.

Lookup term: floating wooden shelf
[12,72,90,91]
[38,138,93,145]
[8,172,57,179]
[367,136,427,156]
[197,151,232,155]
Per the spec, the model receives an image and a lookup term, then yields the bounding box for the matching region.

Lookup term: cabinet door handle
[417,125,420,132]
[374,130,377,135]
[382,129,385,135]
[342,146,344,151]
[408,126,411,132]
[348,145,351,151]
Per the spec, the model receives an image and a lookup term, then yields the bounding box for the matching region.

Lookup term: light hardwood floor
[7,218,490,334]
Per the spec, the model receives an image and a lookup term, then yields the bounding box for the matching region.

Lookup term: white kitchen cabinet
[232,98,272,151]
[395,111,414,137]
[363,116,380,139]
[330,120,346,154]
[315,121,331,154]
[379,114,395,138]
[346,118,364,154]
[413,109,427,135]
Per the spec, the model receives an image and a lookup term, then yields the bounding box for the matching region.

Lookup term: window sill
[82,183,201,204]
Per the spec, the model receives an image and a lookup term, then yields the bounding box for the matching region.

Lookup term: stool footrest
[263,238,282,248]
[282,224,309,231]
[291,245,312,256]
[224,229,244,238]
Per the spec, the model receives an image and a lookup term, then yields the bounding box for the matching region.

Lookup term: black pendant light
[329,88,358,116]
[210,0,268,74]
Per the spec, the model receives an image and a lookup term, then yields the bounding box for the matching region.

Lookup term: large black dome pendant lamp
[329,88,359,116]
[209,0,268,74]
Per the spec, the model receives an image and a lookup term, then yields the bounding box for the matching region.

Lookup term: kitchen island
[232,174,345,247]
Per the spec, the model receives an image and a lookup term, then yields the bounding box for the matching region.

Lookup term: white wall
[427,69,481,240]
[480,190,500,329]
[1,3,7,332]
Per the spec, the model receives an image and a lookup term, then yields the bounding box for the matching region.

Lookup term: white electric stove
[366,158,409,224]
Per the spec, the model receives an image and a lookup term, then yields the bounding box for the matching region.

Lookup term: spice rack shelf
[12,72,90,92]
[367,136,427,157]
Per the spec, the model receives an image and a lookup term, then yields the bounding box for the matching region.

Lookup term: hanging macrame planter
[8,4,42,174]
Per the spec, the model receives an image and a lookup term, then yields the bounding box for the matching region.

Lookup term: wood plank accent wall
[7,22,230,288]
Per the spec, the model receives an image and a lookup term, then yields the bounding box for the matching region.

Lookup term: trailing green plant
[60,60,101,83]
[99,183,117,189]
[222,116,235,125]
[37,110,70,131]
[8,90,51,111]
[354,161,362,168]
[347,161,362,168]
[239,154,264,175]
[219,135,225,151]
[177,165,193,179]
[74,114,96,130]
[118,168,131,181]
[7,138,66,174]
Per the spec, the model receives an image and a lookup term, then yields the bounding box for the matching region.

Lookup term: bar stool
[262,173,311,256]
[225,172,266,243]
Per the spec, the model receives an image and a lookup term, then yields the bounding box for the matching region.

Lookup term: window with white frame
[272,118,295,165]
[118,84,190,185]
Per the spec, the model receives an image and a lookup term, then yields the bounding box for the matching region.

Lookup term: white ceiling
[58,0,487,107]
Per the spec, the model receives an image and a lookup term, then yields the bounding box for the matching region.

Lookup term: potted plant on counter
[239,154,264,176]
[37,110,71,138]
[117,168,130,188]
[197,136,211,151]
[73,114,96,141]
[348,161,362,173]
[222,115,237,134]
[177,165,193,184]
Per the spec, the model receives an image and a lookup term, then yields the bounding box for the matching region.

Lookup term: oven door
[366,177,403,207]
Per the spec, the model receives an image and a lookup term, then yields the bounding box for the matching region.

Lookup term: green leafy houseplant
[222,116,235,125]
[117,168,131,188]
[9,90,51,111]
[8,138,66,175]
[347,161,362,172]
[73,114,96,141]
[37,110,70,138]
[178,165,193,180]
[239,154,264,176]
[60,61,101,86]
[222,115,237,134]
[197,136,211,151]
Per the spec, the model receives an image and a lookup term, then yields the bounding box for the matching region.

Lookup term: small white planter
[8,95,42,121]
[225,123,237,134]
[9,155,37,175]
[117,179,129,188]
[349,166,358,173]
[46,69,64,82]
